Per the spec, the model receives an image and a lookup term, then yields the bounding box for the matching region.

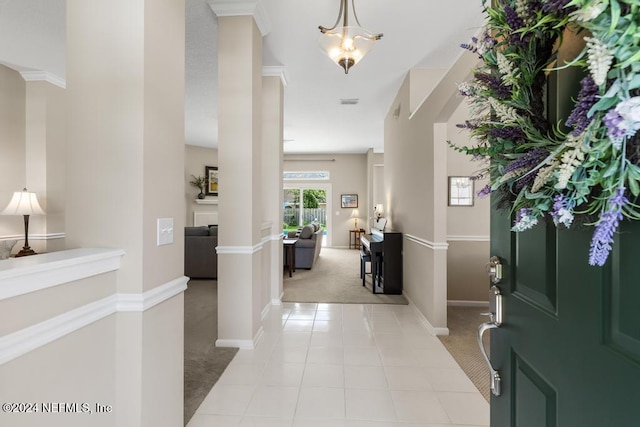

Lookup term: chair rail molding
[0,273,188,365]
[216,242,264,255]
[404,234,449,251]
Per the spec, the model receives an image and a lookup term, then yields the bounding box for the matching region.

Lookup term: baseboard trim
[261,302,271,320]
[404,292,450,336]
[271,292,284,306]
[448,300,489,307]
[0,276,188,365]
[216,326,265,350]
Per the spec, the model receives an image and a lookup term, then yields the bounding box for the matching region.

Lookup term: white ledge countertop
[0,248,126,300]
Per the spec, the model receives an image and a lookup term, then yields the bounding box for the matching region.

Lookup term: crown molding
[262,66,288,87]
[207,0,271,36]
[20,71,66,89]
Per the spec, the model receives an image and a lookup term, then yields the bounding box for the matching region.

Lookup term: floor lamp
[0,188,45,257]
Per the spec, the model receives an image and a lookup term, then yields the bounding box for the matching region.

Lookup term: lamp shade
[350,209,359,218]
[0,189,45,216]
[318,0,383,74]
[319,26,379,73]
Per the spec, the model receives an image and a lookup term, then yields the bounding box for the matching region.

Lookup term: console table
[349,229,365,249]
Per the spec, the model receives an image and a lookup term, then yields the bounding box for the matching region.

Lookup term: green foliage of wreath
[452,0,640,266]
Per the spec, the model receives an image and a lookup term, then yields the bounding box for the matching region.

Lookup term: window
[283,171,329,180]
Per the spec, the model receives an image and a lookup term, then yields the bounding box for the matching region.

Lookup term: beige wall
[0,316,117,427]
[366,149,384,232]
[284,153,368,248]
[384,52,479,332]
[0,66,66,255]
[25,80,67,253]
[446,101,490,302]
[185,145,219,226]
[0,66,26,241]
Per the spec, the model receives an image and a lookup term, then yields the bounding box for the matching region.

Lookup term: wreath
[452,0,640,266]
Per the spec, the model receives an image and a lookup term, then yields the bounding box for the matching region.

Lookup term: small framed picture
[206,166,218,196]
[448,176,474,206]
[341,194,358,208]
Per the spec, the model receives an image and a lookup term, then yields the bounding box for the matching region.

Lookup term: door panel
[513,353,556,427]
[513,222,558,316]
[604,233,640,363]
[491,206,640,426]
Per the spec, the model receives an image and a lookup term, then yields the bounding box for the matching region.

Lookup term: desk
[349,229,365,249]
[283,239,297,277]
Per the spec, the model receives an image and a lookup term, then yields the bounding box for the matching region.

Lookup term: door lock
[488,256,503,284]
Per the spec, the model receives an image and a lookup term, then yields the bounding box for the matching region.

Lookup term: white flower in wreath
[570,0,607,22]
[616,96,640,125]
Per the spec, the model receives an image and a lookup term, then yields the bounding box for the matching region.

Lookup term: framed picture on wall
[341,194,358,208]
[448,176,474,206]
[206,166,218,196]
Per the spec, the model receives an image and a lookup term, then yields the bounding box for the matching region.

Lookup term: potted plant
[189,175,206,199]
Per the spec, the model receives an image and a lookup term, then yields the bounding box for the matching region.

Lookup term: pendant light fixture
[318,0,383,74]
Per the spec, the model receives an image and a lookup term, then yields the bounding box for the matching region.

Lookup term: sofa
[288,223,323,269]
[184,225,218,279]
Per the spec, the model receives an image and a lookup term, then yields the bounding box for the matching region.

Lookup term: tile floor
[187,302,489,427]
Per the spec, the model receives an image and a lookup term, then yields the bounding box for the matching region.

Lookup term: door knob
[477,284,503,397]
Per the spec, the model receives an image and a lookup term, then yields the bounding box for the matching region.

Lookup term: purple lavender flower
[566,77,598,136]
[460,42,478,55]
[550,194,574,228]
[456,121,479,130]
[504,148,547,174]
[477,185,492,198]
[604,109,629,146]
[504,5,531,46]
[589,188,628,266]
[487,126,525,141]
[542,0,576,16]
[474,73,512,99]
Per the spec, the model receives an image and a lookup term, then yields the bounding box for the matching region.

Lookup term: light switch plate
[157,218,174,246]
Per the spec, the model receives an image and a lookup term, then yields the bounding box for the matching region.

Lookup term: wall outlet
[157,218,174,246]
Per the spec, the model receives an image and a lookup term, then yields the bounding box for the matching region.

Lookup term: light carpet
[439,305,491,402]
[283,247,408,304]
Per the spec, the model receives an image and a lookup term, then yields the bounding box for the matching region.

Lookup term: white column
[262,67,286,306]
[210,1,271,348]
[66,1,186,425]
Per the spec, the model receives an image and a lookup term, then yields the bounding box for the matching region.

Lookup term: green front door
[488,184,640,426]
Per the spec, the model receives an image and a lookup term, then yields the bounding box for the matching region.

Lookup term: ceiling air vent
[340,98,359,105]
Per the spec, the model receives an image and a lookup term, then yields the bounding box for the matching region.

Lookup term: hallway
[187,302,489,426]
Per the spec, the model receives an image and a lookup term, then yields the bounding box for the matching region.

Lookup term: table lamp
[350,209,359,230]
[0,188,45,257]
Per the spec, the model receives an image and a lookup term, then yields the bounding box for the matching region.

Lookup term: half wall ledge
[0,248,126,300]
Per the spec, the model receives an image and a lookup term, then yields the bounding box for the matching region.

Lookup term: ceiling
[0,0,485,154]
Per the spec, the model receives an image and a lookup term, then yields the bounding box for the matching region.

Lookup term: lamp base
[14,246,37,257]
